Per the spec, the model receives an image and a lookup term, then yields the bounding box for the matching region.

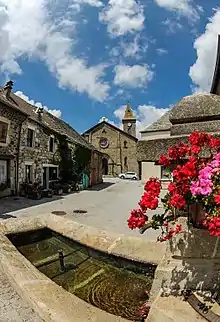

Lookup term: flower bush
[128,132,220,241]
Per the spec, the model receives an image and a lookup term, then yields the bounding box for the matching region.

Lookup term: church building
[82,104,138,176]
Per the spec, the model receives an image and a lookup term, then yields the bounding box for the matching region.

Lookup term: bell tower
[122,103,136,137]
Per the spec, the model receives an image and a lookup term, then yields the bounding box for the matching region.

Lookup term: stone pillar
[149,217,220,303]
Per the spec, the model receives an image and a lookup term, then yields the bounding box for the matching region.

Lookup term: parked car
[118,172,138,180]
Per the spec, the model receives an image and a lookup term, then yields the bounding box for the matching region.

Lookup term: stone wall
[0,101,103,196]
[90,151,103,185]
[150,217,220,303]
[0,103,26,196]
[88,123,138,176]
[18,119,58,186]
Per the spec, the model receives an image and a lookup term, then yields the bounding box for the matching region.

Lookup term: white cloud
[73,0,103,7]
[99,0,145,37]
[15,91,62,118]
[154,0,202,21]
[0,0,109,101]
[189,10,220,93]
[162,18,184,33]
[109,35,148,64]
[156,48,168,55]
[114,64,154,87]
[100,104,169,138]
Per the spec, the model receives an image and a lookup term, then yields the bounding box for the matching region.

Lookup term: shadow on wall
[159,228,220,300]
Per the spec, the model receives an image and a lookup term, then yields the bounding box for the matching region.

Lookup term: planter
[54,188,63,195]
[188,203,206,228]
[42,189,53,198]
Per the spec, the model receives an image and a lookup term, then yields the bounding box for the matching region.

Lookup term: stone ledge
[0,214,165,265]
[146,292,205,322]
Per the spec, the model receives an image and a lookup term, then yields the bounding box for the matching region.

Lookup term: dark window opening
[124,141,127,148]
[49,167,58,181]
[49,137,54,152]
[25,165,32,183]
[27,128,34,147]
[0,121,8,143]
[124,157,127,166]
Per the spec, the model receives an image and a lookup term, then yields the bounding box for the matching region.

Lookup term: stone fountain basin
[0,214,165,322]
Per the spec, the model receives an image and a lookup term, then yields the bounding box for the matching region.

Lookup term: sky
[0,0,220,137]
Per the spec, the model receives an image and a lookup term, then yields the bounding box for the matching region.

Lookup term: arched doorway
[102,157,108,175]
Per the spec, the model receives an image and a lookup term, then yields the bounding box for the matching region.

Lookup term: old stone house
[0,81,102,197]
[138,35,220,189]
[82,104,138,176]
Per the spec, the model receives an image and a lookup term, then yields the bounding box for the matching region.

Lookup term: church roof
[82,120,138,141]
[140,110,171,133]
[169,93,220,124]
[123,103,136,119]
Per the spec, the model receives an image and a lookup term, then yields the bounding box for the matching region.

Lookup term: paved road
[0,178,162,240]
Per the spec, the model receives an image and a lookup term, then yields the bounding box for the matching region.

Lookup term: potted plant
[0,181,8,191]
[128,131,220,241]
[61,183,72,193]
[53,182,63,195]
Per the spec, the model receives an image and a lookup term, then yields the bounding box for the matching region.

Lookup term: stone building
[82,104,138,176]
[0,81,102,197]
[138,35,220,188]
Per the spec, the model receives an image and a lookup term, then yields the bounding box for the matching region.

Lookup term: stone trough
[0,214,165,322]
[0,214,220,321]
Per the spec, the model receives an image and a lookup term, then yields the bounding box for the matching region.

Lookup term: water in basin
[8,228,156,321]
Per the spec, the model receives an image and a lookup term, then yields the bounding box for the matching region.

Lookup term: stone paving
[0,268,42,322]
[0,178,163,240]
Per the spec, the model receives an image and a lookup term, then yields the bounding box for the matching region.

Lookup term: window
[124,157,127,166]
[49,136,54,152]
[0,160,7,183]
[0,121,8,144]
[99,138,109,149]
[49,167,58,180]
[25,165,32,183]
[27,128,34,147]
[161,166,172,180]
[124,141,127,148]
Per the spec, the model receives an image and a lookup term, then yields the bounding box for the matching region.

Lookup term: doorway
[42,165,58,189]
[102,158,108,175]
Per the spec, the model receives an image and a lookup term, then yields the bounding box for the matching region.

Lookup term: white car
[119,172,138,180]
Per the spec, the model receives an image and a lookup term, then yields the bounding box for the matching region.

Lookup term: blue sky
[0,0,220,136]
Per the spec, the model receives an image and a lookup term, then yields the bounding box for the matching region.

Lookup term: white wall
[141,161,161,183]
[141,161,171,206]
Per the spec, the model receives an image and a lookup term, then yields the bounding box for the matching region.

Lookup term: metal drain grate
[51,211,67,216]
[73,209,87,214]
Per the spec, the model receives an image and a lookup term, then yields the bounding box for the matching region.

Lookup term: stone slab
[146,293,205,322]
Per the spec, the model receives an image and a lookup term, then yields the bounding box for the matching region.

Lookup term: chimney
[4,80,13,99]
[35,106,44,122]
